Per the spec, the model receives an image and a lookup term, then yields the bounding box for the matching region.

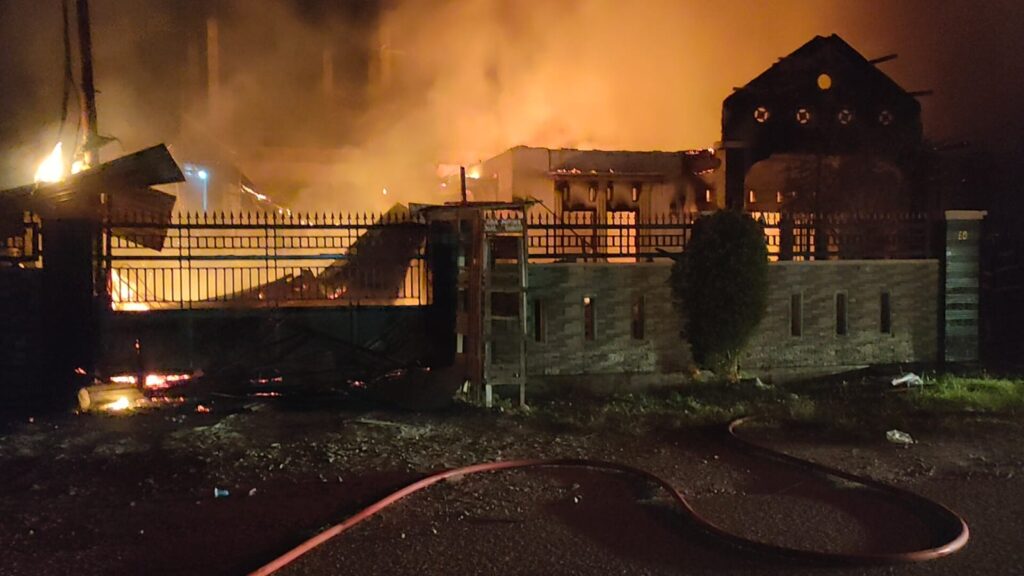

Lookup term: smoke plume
[2,0,1022,210]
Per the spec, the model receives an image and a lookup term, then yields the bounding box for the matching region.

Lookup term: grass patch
[528,379,817,433]
[911,374,1024,413]
[526,372,1024,436]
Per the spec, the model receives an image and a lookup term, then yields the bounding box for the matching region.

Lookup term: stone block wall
[519,259,940,390]
[525,263,689,390]
[741,260,940,371]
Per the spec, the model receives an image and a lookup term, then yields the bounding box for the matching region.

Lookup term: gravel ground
[0,398,1021,576]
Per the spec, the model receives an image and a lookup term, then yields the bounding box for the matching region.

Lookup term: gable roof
[726,34,914,105]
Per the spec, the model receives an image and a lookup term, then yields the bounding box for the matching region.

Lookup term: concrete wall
[520,259,940,391]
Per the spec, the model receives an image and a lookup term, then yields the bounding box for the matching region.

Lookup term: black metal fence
[758,211,934,261]
[1,209,937,309]
[105,211,430,310]
[525,211,934,261]
[526,211,694,260]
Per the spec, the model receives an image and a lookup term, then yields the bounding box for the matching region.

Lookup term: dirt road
[1,401,1020,575]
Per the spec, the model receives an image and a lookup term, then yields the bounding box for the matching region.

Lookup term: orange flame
[34,143,66,183]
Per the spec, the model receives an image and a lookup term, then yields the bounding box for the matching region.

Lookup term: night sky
[1,0,1021,209]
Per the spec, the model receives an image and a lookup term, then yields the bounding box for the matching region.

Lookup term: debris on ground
[77,384,146,413]
[886,429,916,445]
[891,373,925,387]
[213,488,230,498]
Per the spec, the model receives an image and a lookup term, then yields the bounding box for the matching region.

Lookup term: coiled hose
[249,417,969,575]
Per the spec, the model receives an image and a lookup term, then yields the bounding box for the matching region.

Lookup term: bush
[671,210,768,375]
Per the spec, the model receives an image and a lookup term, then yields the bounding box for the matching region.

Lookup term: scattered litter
[354,418,409,429]
[740,377,771,390]
[213,487,230,498]
[572,495,582,504]
[886,430,916,445]
[248,488,258,497]
[693,370,716,382]
[195,404,211,414]
[891,373,924,387]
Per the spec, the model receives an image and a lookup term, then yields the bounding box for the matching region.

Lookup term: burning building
[458,146,721,219]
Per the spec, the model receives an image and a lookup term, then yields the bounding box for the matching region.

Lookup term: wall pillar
[943,210,987,363]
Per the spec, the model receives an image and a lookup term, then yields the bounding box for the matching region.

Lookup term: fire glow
[34,143,66,183]
[104,396,132,412]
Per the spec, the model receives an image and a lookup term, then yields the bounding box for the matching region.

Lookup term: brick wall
[519,259,940,390]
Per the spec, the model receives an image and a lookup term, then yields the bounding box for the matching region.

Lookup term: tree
[671,210,768,376]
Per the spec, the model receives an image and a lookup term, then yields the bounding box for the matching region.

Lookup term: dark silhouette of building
[722,34,925,213]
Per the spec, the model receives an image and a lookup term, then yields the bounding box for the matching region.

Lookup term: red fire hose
[249,417,969,575]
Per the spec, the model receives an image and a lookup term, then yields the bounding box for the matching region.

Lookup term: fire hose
[249,417,969,575]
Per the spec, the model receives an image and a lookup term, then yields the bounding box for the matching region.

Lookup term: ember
[144,373,192,390]
[105,372,193,390]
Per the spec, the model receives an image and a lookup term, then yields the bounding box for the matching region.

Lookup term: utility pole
[76,0,100,167]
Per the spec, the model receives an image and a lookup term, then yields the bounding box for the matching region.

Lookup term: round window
[817,73,833,90]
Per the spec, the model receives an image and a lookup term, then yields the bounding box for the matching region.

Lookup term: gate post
[943,210,987,363]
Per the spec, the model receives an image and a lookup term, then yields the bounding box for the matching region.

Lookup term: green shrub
[671,210,769,375]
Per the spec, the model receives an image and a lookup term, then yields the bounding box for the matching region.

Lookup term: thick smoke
[2,0,1022,210]
[342,0,857,209]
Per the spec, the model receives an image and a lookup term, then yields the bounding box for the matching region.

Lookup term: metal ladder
[480,216,528,408]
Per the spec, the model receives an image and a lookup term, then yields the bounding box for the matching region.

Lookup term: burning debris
[77,372,196,414]
[77,383,145,413]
